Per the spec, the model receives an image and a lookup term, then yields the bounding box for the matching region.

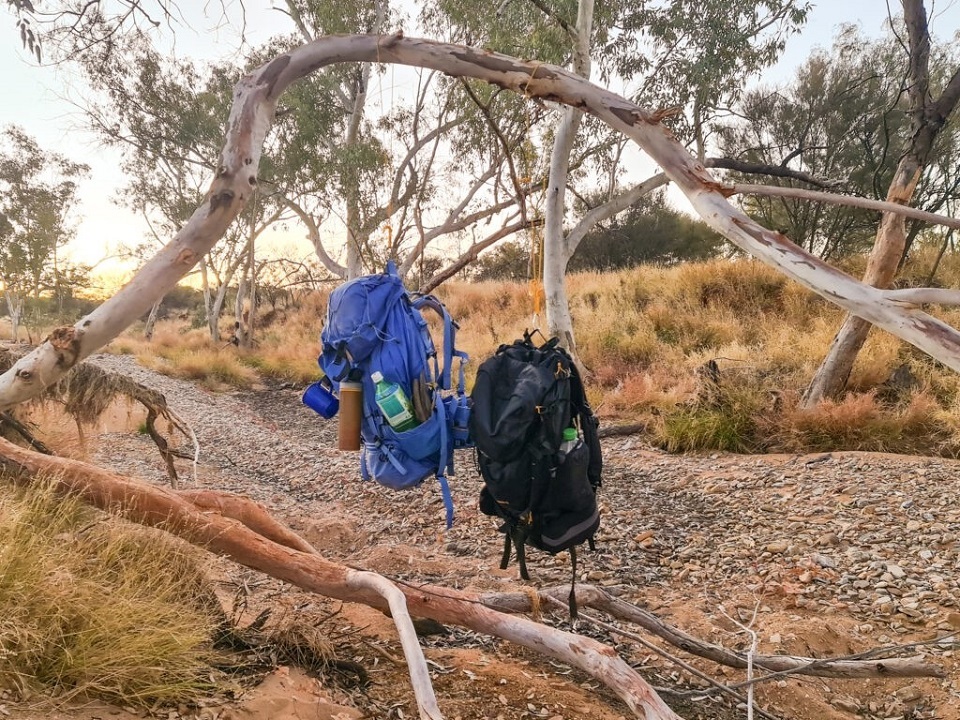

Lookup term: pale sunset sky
[1,1,959,290]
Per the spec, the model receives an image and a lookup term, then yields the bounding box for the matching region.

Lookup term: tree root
[0,348,198,488]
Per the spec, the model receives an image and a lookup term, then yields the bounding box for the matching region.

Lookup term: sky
[1,1,959,289]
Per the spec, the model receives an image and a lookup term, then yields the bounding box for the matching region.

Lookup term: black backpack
[469,333,602,615]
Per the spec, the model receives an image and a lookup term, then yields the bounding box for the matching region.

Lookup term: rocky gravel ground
[84,353,960,720]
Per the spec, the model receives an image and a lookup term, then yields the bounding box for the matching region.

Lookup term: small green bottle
[371,371,419,432]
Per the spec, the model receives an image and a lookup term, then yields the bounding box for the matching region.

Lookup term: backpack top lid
[469,334,574,464]
[321,261,407,383]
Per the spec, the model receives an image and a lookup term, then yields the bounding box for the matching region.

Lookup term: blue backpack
[316,261,471,527]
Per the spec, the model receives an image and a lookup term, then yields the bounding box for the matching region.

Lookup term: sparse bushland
[8,248,960,456]
[553,248,960,457]
[0,478,224,707]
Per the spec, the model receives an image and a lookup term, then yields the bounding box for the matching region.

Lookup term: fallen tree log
[482,586,946,679]
[0,436,680,720]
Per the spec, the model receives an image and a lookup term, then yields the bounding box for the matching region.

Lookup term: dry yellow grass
[0,479,223,706]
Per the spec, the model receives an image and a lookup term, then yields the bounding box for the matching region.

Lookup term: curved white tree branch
[4,34,960,410]
[346,570,444,720]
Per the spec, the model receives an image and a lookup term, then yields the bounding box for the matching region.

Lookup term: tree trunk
[210,282,229,343]
[5,291,23,344]
[543,0,594,360]
[144,300,162,341]
[199,257,219,342]
[234,275,247,346]
[803,161,922,405]
[803,159,921,406]
[342,9,382,280]
[926,228,954,284]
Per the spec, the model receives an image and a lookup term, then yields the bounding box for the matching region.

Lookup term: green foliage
[473,241,531,281]
[660,404,758,453]
[605,0,809,142]
[718,25,960,258]
[569,191,726,269]
[0,126,88,321]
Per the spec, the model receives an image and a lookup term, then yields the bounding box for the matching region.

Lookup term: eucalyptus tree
[79,40,284,342]
[544,0,809,358]
[0,126,87,341]
[428,0,809,359]
[803,0,960,405]
[718,26,960,263]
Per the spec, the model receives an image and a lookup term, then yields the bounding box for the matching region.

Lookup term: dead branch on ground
[482,585,945,679]
[0,348,197,487]
[0,436,680,720]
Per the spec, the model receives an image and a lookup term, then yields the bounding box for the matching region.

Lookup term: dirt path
[7,354,960,720]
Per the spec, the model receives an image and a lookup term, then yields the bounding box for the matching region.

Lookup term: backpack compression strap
[568,545,579,620]
[412,295,460,390]
[499,522,532,581]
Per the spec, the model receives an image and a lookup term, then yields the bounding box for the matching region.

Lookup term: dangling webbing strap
[568,545,579,620]
[499,525,531,581]
[434,395,454,529]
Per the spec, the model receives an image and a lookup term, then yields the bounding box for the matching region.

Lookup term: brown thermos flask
[337,381,363,451]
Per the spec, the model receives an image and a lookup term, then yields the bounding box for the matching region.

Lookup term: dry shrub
[434,280,533,369]
[847,331,904,391]
[0,479,222,706]
[14,398,147,462]
[436,279,530,322]
[140,347,259,390]
[595,367,692,420]
[266,616,335,674]
[264,289,330,343]
[656,399,762,454]
[239,346,322,385]
[752,313,842,377]
[774,391,958,456]
[670,259,787,313]
[644,300,739,352]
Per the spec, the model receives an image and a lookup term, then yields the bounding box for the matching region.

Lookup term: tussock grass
[0,478,222,706]
[107,322,260,390]
[774,391,955,455]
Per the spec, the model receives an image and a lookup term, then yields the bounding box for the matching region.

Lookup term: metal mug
[302,380,339,419]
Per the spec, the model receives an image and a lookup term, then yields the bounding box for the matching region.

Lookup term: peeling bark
[804,0,960,406]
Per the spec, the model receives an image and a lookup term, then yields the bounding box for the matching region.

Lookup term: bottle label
[379,391,414,425]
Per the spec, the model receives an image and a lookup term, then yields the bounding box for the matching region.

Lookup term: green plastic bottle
[371,371,419,432]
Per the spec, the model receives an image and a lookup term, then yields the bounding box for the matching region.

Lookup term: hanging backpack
[469,332,602,615]
[316,261,472,528]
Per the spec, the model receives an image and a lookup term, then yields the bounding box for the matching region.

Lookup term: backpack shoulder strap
[412,294,466,393]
